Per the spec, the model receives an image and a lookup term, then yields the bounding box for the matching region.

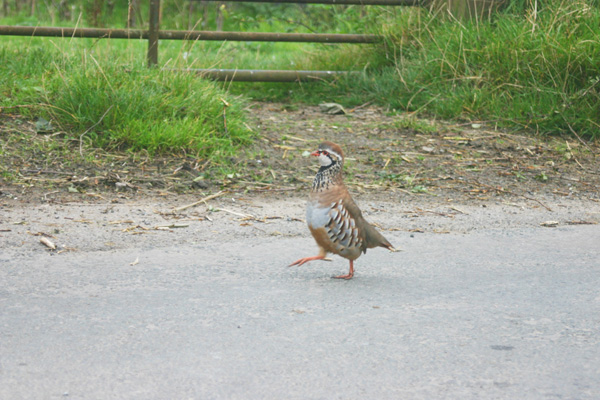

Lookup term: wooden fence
[0,0,422,82]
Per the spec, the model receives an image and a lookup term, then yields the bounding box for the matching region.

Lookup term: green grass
[243,1,600,139]
[0,38,252,158]
[387,1,600,139]
[2,0,600,146]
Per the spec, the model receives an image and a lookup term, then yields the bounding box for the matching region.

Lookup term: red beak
[311,150,320,157]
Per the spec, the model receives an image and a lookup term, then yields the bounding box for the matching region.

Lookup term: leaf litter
[1,102,599,215]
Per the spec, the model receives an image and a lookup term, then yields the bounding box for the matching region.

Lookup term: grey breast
[306,200,331,229]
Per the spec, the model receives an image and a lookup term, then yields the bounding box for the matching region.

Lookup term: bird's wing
[340,191,395,251]
[324,199,363,251]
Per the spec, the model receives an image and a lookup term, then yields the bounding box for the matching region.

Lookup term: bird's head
[311,141,344,168]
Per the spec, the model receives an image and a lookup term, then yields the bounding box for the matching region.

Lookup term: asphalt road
[1,221,599,399]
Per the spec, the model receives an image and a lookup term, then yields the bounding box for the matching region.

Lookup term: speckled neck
[311,161,343,193]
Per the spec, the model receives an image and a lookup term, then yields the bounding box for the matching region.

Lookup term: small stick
[564,120,594,152]
[247,187,298,192]
[40,237,56,250]
[173,190,226,212]
[449,206,468,215]
[349,100,374,112]
[565,140,584,170]
[383,158,391,170]
[79,105,113,157]
[285,135,309,142]
[221,98,230,135]
[216,208,255,219]
[155,223,189,229]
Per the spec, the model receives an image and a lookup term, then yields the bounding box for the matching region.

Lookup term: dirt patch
[1,101,599,208]
[2,103,600,257]
[247,103,600,204]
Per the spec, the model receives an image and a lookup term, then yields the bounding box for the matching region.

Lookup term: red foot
[332,260,354,280]
[332,273,354,280]
[289,255,325,267]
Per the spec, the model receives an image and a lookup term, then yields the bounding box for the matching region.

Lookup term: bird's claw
[289,255,324,267]
[332,274,354,280]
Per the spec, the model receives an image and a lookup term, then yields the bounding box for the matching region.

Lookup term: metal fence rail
[0,25,380,43]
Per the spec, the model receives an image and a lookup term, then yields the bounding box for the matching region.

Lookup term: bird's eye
[322,151,329,156]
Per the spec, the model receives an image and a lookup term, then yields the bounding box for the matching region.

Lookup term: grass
[0,38,252,159]
[244,1,600,140]
[0,8,330,159]
[1,0,600,159]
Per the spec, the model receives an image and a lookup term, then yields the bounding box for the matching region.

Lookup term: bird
[289,141,395,279]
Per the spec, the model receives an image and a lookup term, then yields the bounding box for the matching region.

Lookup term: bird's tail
[365,224,396,252]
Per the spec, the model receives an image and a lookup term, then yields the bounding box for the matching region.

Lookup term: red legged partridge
[289,141,395,279]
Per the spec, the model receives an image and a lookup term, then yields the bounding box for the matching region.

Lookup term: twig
[23,169,67,175]
[565,140,584,170]
[79,105,114,157]
[221,98,230,135]
[43,190,61,200]
[349,101,374,112]
[173,190,226,212]
[559,175,592,186]
[246,187,298,192]
[401,208,455,218]
[215,207,255,219]
[156,223,189,229]
[449,206,468,215]
[40,237,56,250]
[284,135,310,142]
[471,180,552,211]
[563,118,594,153]
[237,180,273,186]
[274,16,317,33]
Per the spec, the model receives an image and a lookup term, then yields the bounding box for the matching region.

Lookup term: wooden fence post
[147,0,160,67]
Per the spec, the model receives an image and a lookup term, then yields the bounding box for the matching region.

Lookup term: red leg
[289,254,325,267]
[333,259,354,280]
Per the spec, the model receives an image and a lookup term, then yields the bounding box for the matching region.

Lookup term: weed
[535,171,549,182]
[393,116,438,134]
[376,171,428,193]
[513,171,526,181]
[411,185,428,193]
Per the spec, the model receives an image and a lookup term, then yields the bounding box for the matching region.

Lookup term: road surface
[1,196,599,399]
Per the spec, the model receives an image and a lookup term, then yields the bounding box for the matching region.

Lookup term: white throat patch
[317,153,333,167]
[317,149,341,167]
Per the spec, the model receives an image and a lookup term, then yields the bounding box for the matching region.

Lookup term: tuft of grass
[237,1,600,140]
[1,43,252,159]
[393,116,438,134]
[380,1,600,139]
